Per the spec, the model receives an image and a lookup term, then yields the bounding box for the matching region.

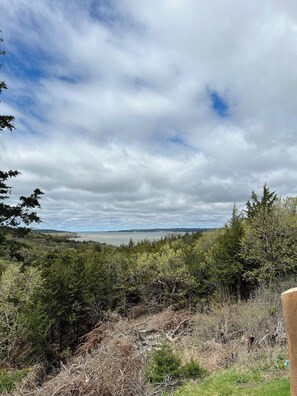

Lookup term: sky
[0,0,297,231]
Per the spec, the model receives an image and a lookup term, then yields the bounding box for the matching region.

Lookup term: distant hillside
[32,229,79,237]
[33,227,213,234]
[32,229,69,233]
[112,227,212,233]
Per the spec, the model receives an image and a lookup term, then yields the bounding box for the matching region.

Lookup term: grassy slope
[171,369,289,396]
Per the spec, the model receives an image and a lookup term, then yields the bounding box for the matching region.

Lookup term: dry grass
[13,309,192,396]
[177,288,287,373]
[36,340,145,396]
[29,322,145,396]
[16,335,145,395]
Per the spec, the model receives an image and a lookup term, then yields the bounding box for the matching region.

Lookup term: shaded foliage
[212,206,247,298]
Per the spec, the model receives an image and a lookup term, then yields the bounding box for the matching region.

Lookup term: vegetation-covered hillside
[0,186,296,394]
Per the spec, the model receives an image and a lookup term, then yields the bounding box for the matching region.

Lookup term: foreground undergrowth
[169,368,289,396]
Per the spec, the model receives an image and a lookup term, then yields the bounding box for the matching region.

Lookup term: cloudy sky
[0,0,296,231]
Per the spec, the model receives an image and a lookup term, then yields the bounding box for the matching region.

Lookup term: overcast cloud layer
[0,0,296,231]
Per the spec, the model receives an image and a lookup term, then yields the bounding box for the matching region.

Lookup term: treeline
[0,185,296,368]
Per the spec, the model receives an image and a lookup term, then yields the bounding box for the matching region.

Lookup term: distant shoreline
[34,227,210,234]
[32,228,213,245]
[68,229,208,246]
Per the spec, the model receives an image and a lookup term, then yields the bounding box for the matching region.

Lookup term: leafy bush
[146,342,181,383]
[146,343,207,384]
[180,359,207,379]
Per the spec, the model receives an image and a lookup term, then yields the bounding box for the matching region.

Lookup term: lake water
[72,231,184,246]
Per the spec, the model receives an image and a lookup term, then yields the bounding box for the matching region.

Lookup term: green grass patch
[169,369,289,396]
[0,368,28,393]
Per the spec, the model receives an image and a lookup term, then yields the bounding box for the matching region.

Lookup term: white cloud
[0,0,296,230]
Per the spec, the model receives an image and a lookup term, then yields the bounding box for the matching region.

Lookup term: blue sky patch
[6,48,45,81]
[209,90,229,117]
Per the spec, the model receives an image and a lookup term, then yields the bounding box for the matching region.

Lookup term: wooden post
[281,287,297,396]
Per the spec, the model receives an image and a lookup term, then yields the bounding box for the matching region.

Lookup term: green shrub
[180,359,207,379]
[146,343,207,385]
[146,342,181,383]
[0,368,28,393]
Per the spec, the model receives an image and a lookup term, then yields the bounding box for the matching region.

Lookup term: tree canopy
[245,183,277,220]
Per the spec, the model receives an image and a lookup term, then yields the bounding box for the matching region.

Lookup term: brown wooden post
[281,287,297,396]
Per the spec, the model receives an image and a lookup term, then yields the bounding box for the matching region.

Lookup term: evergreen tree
[245,184,277,220]
[213,206,246,297]
[241,199,297,286]
[0,33,43,244]
[41,251,87,352]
